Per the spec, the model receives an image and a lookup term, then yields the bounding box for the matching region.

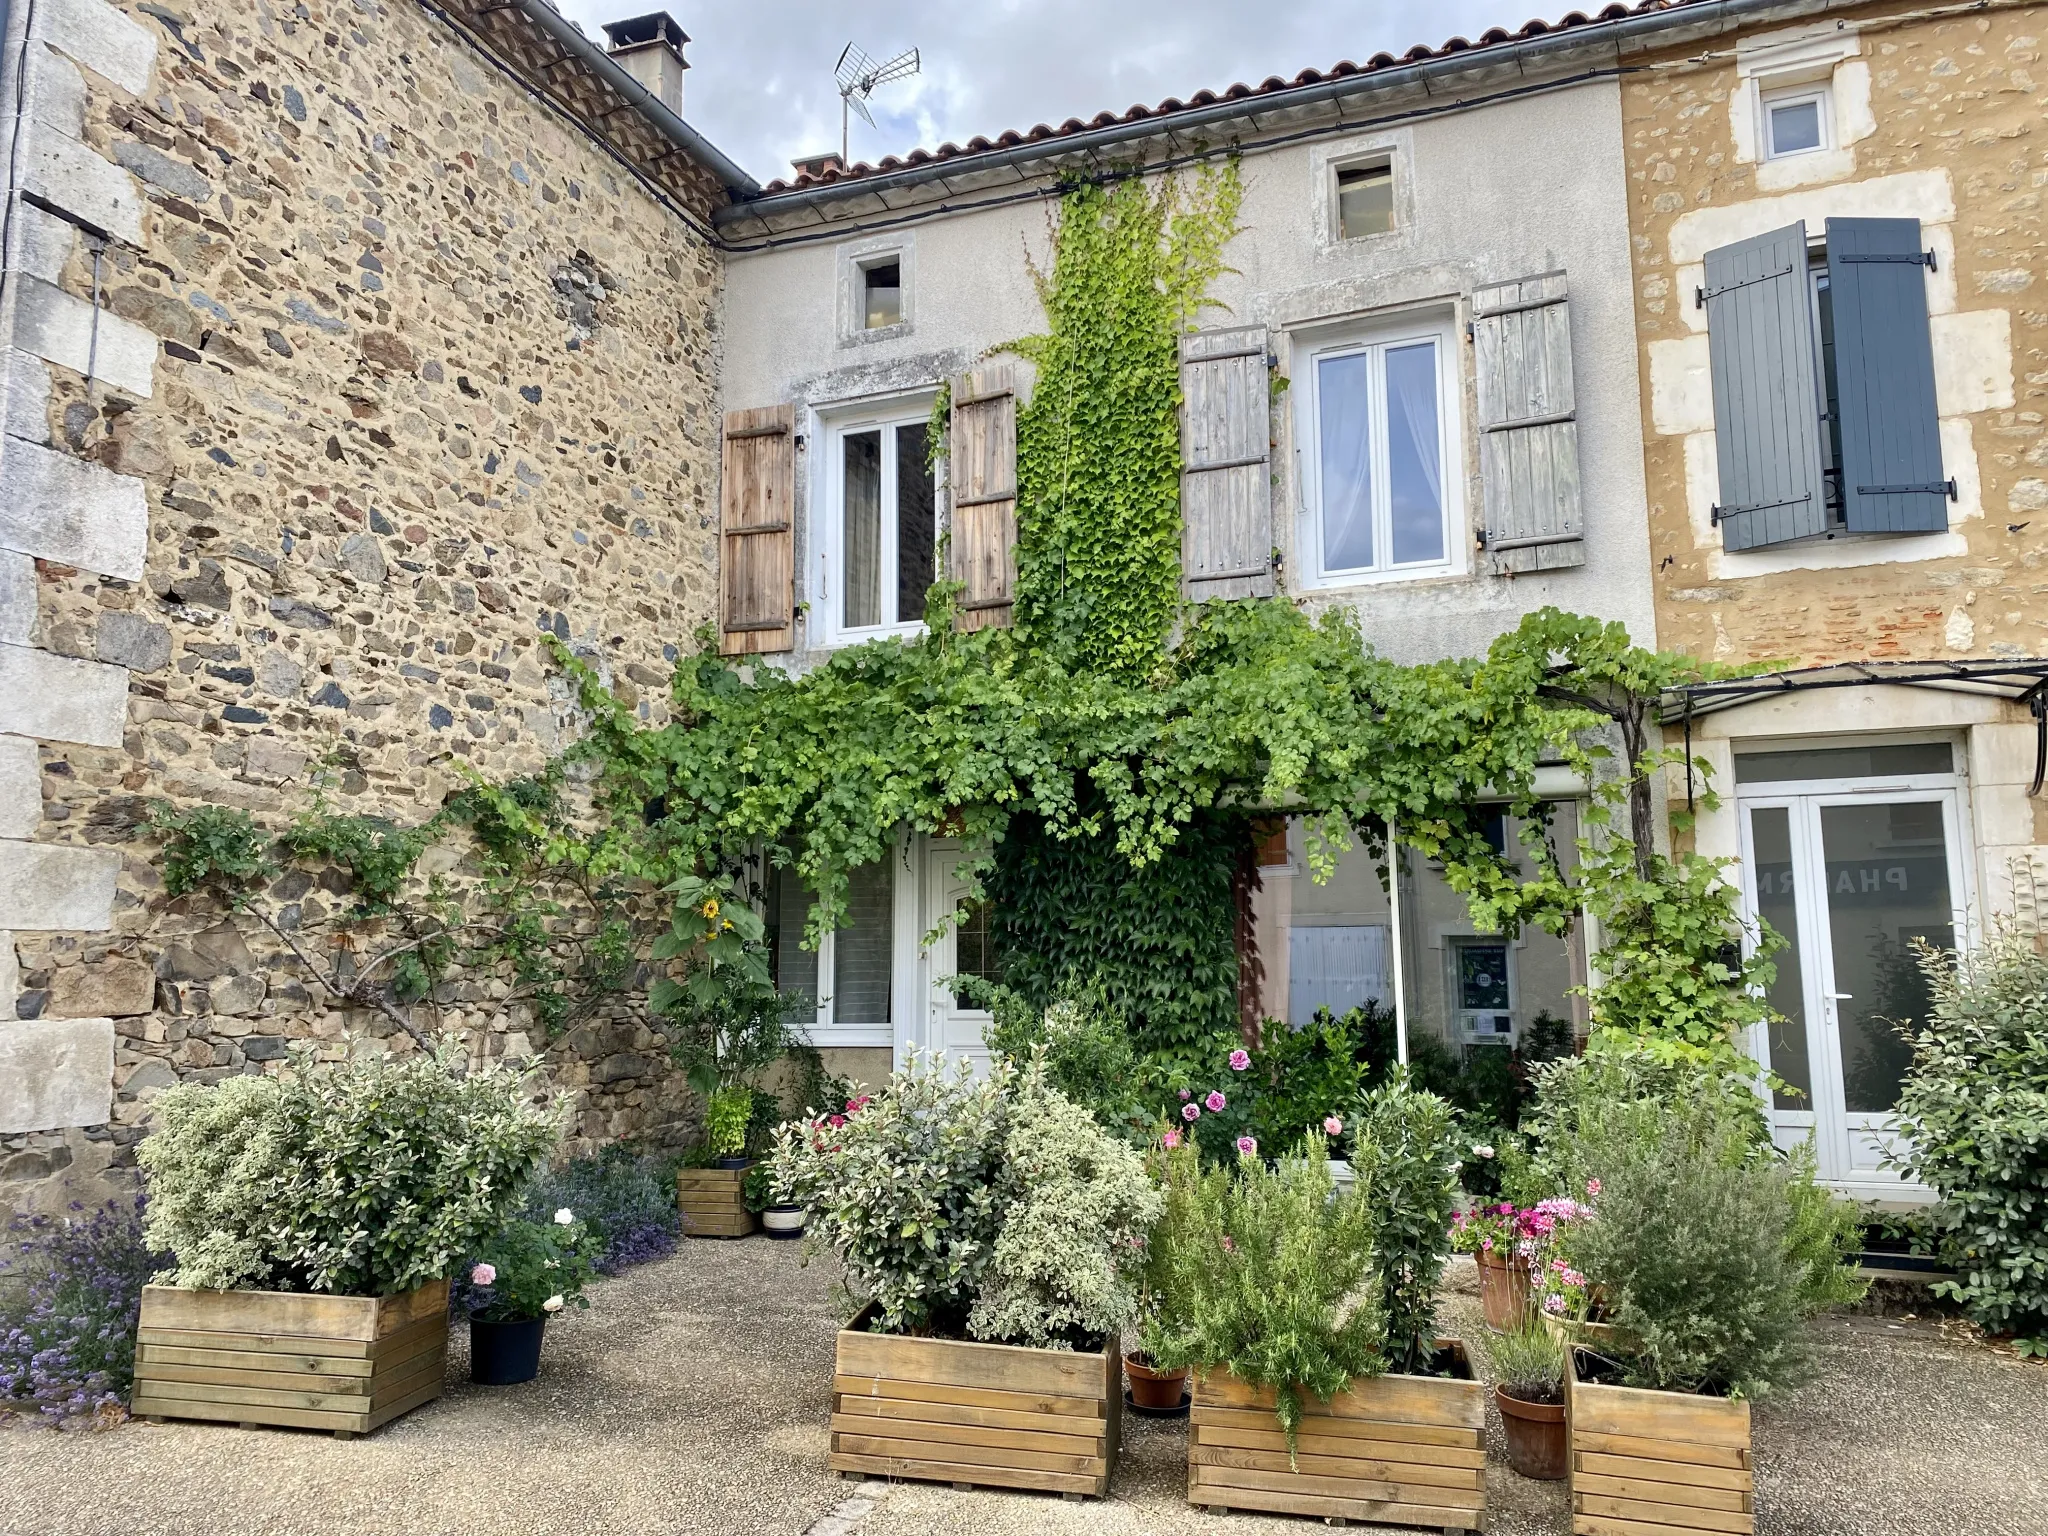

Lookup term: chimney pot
[790,151,847,181]
[600,11,689,117]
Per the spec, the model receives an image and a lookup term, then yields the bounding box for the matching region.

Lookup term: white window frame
[777,832,916,1051]
[811,393,939,649]
[1293,311,1464,590]
[1761,83,1833,160]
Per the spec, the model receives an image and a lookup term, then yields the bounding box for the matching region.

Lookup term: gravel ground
[2,1246,2042,1536]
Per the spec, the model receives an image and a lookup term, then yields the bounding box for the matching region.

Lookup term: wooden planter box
[830,1305,1119,1498]
[1189,1346,1488,1532]
[1564,1347,1754,1536]
[132,1279,447,1437]
[677,1163,755,1237]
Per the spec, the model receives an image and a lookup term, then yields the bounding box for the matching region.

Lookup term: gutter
[718,0,1832,227]
[503,0,759,200]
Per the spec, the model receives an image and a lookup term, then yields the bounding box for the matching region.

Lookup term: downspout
[722,0,1827,226]
[501,0,759,200]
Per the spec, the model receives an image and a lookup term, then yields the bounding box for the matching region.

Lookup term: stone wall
[1626,2,2046,665]
[0,0,725,1213]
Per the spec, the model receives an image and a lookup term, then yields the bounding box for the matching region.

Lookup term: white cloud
[556,0,1525,183]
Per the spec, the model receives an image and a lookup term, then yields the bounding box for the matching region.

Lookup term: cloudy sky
[556,1,1524,183]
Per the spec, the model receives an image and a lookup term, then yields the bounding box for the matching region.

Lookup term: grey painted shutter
[1703,222,1828,551]
[1180,326,1274,600]
[948,365,1017,632]
[1473,272,1583,573]
[719,404,796,655]
[1826,217,1951,535]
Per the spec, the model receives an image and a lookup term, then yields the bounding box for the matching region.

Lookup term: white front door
[1739,773,1967,1200]
[888,838,997,1073]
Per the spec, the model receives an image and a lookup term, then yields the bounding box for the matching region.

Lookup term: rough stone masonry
[0,0,726,1211]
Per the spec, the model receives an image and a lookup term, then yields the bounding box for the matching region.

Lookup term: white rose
[1472,1144,1496,1159]
[542,1294,565,1313]
[553,1207,574,1226]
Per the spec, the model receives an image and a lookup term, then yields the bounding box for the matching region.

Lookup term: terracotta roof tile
[752,0,1692,195]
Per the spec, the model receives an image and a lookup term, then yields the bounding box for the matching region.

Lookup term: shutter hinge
[1711,492,1811,526]
[1697,263,1795,309]
[1839,250,1938,271]
[1855,479,1957,499]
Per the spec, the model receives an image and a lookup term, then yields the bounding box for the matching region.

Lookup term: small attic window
[1335,160,1395,240]
[862,259,902,329]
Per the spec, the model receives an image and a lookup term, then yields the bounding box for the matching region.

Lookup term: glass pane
[768,862,818,1005]
[1735,742,1952,784]
[842,430,882,627]
[1814,267,1845,524]
[1770,100,1822,156]
[1456,943,1510,1011]
[1337,164,1394,238]
[1318,352,1374,571]
[1820,801,1951,1114]
[864,263,901,328]
[1386,342,1444,565]
[1749,806,1813,1112]
[832,859,894,1025]
[894,424,935,624]
[950,897,1002,1009]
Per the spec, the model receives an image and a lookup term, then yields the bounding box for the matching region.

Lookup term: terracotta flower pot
[1123,1351,1189,1411]
[1495,1383,1567,1480]
[1477,1246,1531,1329]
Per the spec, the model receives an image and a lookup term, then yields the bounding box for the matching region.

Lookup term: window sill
[839,321,914,349]
[1288,563,1465,597]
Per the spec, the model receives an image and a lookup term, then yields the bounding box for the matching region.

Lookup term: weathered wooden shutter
[1179,326,1274,599]
[948,365,1017,632]
[1826,217,1952,535]
[719,404,796,655]
[1702,223,1829,552]
[1473,272,1583,573]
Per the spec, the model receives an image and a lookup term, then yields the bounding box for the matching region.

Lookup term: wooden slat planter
[1565,1347,1754,1536]
[677,1164,755,1238]
[1188,1346,1487,1532]
[132,1279,448,1437]
[829,1305,1118,1498]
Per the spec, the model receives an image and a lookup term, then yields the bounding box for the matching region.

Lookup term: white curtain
[1288,924,1391,1025]
[1317,353,1375,571]
[1385,341,1442,563]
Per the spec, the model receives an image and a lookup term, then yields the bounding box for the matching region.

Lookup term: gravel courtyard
[3,1240,2043,1536]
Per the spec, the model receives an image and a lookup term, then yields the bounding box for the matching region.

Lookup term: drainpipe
[501,0,758,200]
[1388,817,1408,1068]
[723,0,1826,224]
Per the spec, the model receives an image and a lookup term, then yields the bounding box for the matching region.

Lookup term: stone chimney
[790,151,847,181]
[600,12,689,117]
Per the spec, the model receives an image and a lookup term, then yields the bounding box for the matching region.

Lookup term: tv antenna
[835,42,920,166]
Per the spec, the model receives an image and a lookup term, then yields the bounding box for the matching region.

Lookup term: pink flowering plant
[453,1210,601,1324]
[1520,1193,1599,1320]
[1448,1202,1532,1260]
[1167,1025,1358,1167]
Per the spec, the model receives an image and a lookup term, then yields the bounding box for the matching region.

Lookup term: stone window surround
[1726,22,1877,194]
[837,233,916,347]
[1644,168,2015,582]
[1309,129,1417,257]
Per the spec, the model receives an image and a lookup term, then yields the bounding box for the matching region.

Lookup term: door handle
[1826,992,1853,1000]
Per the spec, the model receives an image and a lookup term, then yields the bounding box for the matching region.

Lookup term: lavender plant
[1,1196,167,1426]
[518,1147,680,1274]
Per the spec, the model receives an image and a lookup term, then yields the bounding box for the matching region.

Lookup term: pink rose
[1323,1116,1343,1136]
[1182,1103,1201,1122]
[1179,1088,1191,1101]
[1205,1091,1226,1113]
[1162,1129,1182,1149]
[1228,1049,1250,1071]
[470,1263,496,1286]
[1235,1135,1257,1156]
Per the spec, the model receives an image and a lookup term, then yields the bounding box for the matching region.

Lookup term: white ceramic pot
[1327,1158,1357,1197]
[762,1204,806,1240]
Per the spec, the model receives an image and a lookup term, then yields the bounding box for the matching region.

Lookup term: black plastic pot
[712,1155,752,1170]
[470,1317,546,1385]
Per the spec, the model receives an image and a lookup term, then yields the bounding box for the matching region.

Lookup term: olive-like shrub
[140,1050,558,1296]
[768,1051,1157,1347]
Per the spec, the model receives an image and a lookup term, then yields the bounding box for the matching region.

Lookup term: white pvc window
[1763,84,1831,159]
[815,399,938,645]
[1299,317,1459,585]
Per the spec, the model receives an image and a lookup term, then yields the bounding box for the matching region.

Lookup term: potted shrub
[1542,1070,1864,1534]
[1451,1202,1531,1329]
[453,1209,599,1385]
[1486,1320,1567,1480]
[132,1051,555,1437]
[770,1051,1157,1499]
[1157,1074,1486,1532]
[744,1163,805,1239]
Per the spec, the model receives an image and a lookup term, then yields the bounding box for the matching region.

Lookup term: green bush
[1572,1103,1863,1398]
[977,981,1146,1139]
[1350,1072,1460,1375]
[1146,1140,1383,1450]
[139,1051,557,1296]
[453,1212,601,1322]
[1892,931,2048,1353]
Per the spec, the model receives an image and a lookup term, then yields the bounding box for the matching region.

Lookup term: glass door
[919,843,998,1075]
[1740,789,1965,1192]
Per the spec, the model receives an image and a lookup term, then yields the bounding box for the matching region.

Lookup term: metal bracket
[1855,479,1958,500]
[1711,492,1811,527]
[1697,263,1794,309]
[1839,249,1938,271]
